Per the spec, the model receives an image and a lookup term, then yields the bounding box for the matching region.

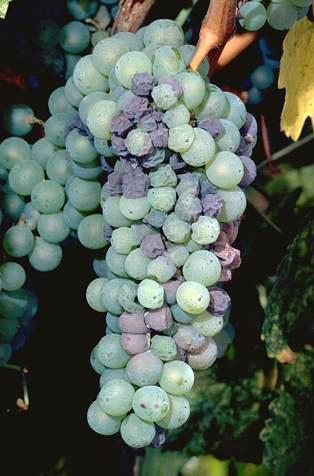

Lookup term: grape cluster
[238,0,312,32]
[80,19,257,447]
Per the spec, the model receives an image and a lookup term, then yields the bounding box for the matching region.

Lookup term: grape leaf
[0,0,12,18]
[278,17,314,141]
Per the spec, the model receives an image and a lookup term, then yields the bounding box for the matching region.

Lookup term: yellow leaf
[278,17,314,141]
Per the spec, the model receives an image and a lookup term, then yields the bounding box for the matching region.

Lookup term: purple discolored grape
[208,288,231,316]
[121,169,150,198]
[239,156,257,187]
[122,96,152,123]
[111,135,130,157]
[119,310,148,334]
[121,332,151,355]
[149,124,169,148]
[139,116,158,132]
[197,117,224,138]
[143,209,167,228]
[174,325,208,354]
[169,153,186,170]
[100,156,114,173]
[201,193,224,218]
[176,173,200,196]
[111,112,134,137]
[236,137,253,157]
[140,233,165,258]
[131,72,156,96]
[240,113,258,144]
[105,171,123,196]
[104,224,113,242]
[141,148,166,168]
[158,75,183,97]
[144,305,173,332]
[162,277,184,305]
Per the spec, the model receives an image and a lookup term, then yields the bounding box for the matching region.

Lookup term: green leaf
[262,218,314,361]
[0,0,13,19]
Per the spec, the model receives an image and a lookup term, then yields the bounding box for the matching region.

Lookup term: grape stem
[112,0,156,33]
[85,18,102,31]
[190,0,237,75]
[26,115,45,126]
[175,0,199,28]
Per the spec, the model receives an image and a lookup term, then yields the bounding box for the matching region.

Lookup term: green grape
[102,279,129,315]
[0,342,12,366]
[2,191,25,221]
[174,194,202,223]
[64,76,84,107]
[176,281,210,315]
[147,187,176,213]
[92,37,130,77]
[70,158,102,180]
[162,104,190,129]
[239,1,267,31]
[44,113,67,148]
[125,248,151,281]
[119,196,151,221]
[105,246,128,277]
[90,347,106,374]
[0,289,29,319]
[67,177,101,212]
[73,55,109,95]
[152,46,185,78]
[149,164,178,188]
[99,368,126,388]
[217,186,247,222]
[46,150,72,185]
[59,21,90,54]
[125,129,153,156]
[115,51,152,89]
[120,413,155,448]
[106,313,122,334]
[290,0,312,6]
[8,160,44,196]
[0,263,26,291]
[192,311,224,337]
[63,201,87,229]
[151,335,177,361]
[132,385,170,423]
[22,203,40,231]
[224,92,247,129]
[181,128,216,167]
[126,351,163,386]
[168,124,195,153]
[215,119,241,153]
[0,316,18,338]
[183,250,221,287]
[196,84,229,119]
[29,237,62,272]
[178,44,209,78]
[66,128,98,164]
[171,304,193,324]
[267,2,298,30]
[38,212,70,243]
[102,196,132,228]
[87,401,122,435]
[3,103,34,136]
[176,71,206,110]
[147,256,176,283]
[87,100,117,139]
[158,394,190,430]
[78,91,110,124]
[152,83,178,110]
[31,138,57,170]
[135,26,147,42]
[94,137,114,157]
[162,213,191,244]
[118,281,143,312]
[31,180,65,214]
[86,277,108,312]
[97,379,135,416]
[114,31,144,51]
[143,19,184,48]
[111,227,140,255]
[137,279,164,309]
[0,137,31,170]
[95,334,130,368]
[159,360,194,396]
[191,216,221,245]
[77,214,107,249]
[205,151,244,189]
[3,224,34,257]
[48,87,68,115]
